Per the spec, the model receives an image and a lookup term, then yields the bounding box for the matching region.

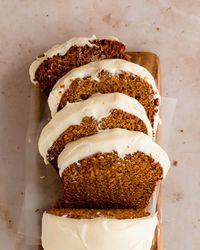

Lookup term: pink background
[0,0,199,249]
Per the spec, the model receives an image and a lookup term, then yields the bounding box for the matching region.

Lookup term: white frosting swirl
[48,58,161,117]
[38,93,153,164]
[58,128,170,178]
[42,212,158,250]
[29,35,120,84]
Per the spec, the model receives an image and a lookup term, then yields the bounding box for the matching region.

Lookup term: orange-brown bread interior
[47,208,150,219]
[62,151,163,209]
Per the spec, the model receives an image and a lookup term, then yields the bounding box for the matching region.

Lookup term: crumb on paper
[38,54,44,58]
[102,13,111,23]
[173,160,178,167]
[0,205,13,228]
[180,129,184,132]
[172,192,183,202]
[8,219,12,225]
[156,27,160,31]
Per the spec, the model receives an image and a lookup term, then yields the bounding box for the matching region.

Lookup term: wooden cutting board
[128,52,163,250]
[38,52,163,250]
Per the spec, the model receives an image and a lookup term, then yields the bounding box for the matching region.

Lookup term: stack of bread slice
[30,35,170,250]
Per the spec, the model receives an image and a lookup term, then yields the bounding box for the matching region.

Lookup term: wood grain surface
[128,51,162,250]
[38,52,162,250]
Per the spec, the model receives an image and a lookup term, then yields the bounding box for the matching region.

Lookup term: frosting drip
[38,93,153,164]
[58,128,170,177]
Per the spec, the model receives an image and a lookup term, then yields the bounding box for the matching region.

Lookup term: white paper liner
[18,87,62,245]
[18,87,177,246]
[159,97,177,151]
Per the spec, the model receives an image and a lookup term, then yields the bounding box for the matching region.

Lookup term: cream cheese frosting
[29,35,120,84]
[48,58,161,117]
[38,93,153,164]
[58,128,170,177]
[42,212,158,250]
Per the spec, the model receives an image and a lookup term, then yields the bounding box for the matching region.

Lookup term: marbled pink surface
[0,0,200,249]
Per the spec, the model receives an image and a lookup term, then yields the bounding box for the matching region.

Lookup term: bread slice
[29,36,128,95]
[58,129,170,209]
